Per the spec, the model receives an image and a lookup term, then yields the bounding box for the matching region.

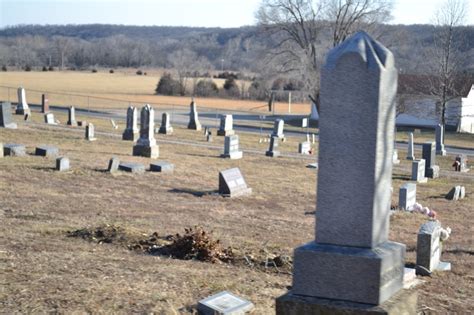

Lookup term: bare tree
[256,0,394,107]
[53,36,73,70]
[168,49,198,95]
[428,0,469,129]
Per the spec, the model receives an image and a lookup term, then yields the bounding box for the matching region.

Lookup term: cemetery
[1,28,473,315]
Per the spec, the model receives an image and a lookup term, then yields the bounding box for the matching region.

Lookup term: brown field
[0,71,310,114]
[1,109,473,313]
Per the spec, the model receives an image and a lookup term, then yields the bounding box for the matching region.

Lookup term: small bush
[155,72,181,96]
[136,70,143,75]
[144,72,147,76]
[223,77,240,97]
[195,79,219,97]
[1,65,7,72]
[109,69,114,74]
[91,68,97,73]
[42,66,48,71]
[24,65,32,72]
[48,66,54,71]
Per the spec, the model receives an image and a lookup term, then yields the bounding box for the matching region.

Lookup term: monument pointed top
[325,31,394,70]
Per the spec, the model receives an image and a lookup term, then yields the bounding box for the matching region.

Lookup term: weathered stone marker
[67,106,77,126]
[406,132,415,160]
[119,162,145,174]
[198,291,254,315]
[445,185,466,201]
[44,112,56,125]
[416,221,451,275]
[0,143,3,158]
[399,183,416,210]
[453,154,469,172]
[56,157,70,171]
[150,161,174,173]
[265,136,280,157]
[122,106,139,141]
[277,32,414,313]
[412,159,428,183]
[298,141,311,155]
[158,112,173,134]
[435,124,446,156]
[271,119,284,139]
[217,114,235,136]
[107,157,120,173]
[0,102,17,129]
[133,104,159,158]
[85,123,97,141]
[4,143,26,156]
[41,94,49,113]
[206,130,213,142]
[16,87,30,115]
[221,135,243,159]
[35,145,59,158]
[187,100,202,131]
[218,168,252,197]
[422,142,439,179]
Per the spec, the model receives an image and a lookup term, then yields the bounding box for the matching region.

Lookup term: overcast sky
[0,0,472,28]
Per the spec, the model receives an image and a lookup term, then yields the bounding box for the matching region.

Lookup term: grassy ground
[1,110,473,313]
[0,71,310,114]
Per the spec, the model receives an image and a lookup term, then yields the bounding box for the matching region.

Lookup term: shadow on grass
[393,175,411,181]
[168,188,219,197]
[428,194,448,200]
[31,166,56,171]
[185,153,221,159]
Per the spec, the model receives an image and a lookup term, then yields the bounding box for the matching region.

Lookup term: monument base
[406,156,414,160]
[292,241,405,305]
[266,150,280,157]
[15,108,31,115]
[426,166,439,179]
[158,127,173,135]
[122,130,138,141]
[436,149,446,156]
[133,145,159,158]
[217,130,235,136]
[276,289,417,315]
[188,122,202,131]
[1,122,17,129]
[67,121,77,126]
[221,151,243,160]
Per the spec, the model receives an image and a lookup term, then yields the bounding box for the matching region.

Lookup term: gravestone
[435,124,446,156]
[198,291,254,315]
[150,161,174,173]
[203,126,209,136]
[119,162,145,173]
[107,157,120,173]
[422,142,439,179]
[277,32,413,313]
[77,121,86,127]
[56,157,70,172]
[44,112,56,125]
[312,134,316,144]
[271,119,284,139]
[302,117,308,128]
[41,94,49,113]
[217,114,235,136]
[35,145,59,158]
[4,143,26,156]
[187,100,202,131]
[453,155,469,172]
[416,221,451,275]
[218,168,252,197]
[412,159,428,183]
[122,106,139,141]
[0,102,17,129]
[445,185,465,201]
[133,104,159,158]
[265,136,280,157]
[399,183,416,210]
[392,149,400,164]
[15,87,30,115]
[67,106,77,126]
[85,123,97,141]
[158,112,173,134]
[298,141,311,154]
[0,143,3,158]
[207,130,213,142]
[406,132,415,160]
[110,119,118,129]
[221,135,243,159]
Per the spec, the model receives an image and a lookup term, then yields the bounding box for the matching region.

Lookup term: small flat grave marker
[56,157,70,172]
[107,157,120,173]
[44,112,57,125]
[150,161,174,173]
[218,168,252,197]
[119,162,145,174]
[35,145,59,158]
[198,291,254,315]
[4,143,26,156]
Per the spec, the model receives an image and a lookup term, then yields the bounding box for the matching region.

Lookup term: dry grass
[0,71,310,114]
[1,109,473,313]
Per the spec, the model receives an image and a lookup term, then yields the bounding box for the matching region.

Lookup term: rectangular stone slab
[0,102,17,129]
[56,157,70,171]
[219,168,252,197]
[35,145,59,158]
[4,143,26,156]
[198,291,254,315]
[119,162,145,173]
[150,161,174,173]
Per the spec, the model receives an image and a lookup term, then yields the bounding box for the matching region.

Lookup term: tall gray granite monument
[133,104,159,158]
[276,32,415,313]
[422,142,439,179]
[67,106,77,126]
[406,132,415,160]
[435,124,447,156]
[158,112,173,134]
[187,100,202,131]
[217,114,235,136]
[15,87,31,115]
[0,102,17,129]
[122,106,139,141]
